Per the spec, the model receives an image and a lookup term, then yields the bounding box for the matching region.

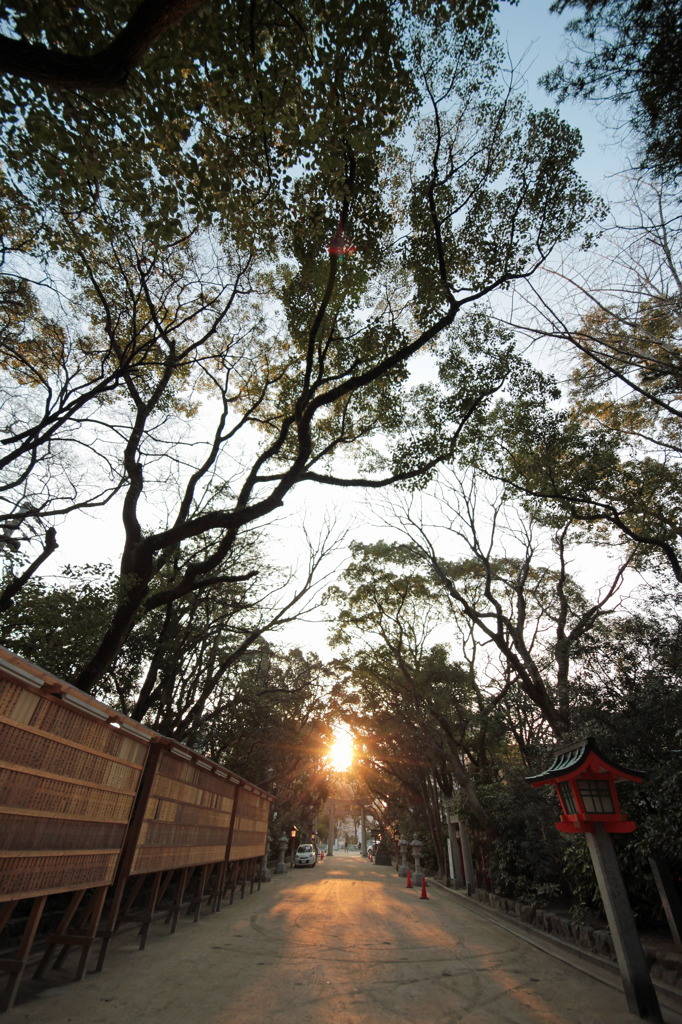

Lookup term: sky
[32,0,636,659]
[497,0,627,189]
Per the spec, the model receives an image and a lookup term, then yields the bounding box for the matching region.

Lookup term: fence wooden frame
[0,647,275,1010]
[0,647,155,1011]
[95,741,273,970]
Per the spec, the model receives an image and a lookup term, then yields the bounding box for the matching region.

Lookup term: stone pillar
[275,833,288,874]
[446,812,464,888]
[457,818,476,895]
[446,836,454,887]
[411,835,423,887]
[586,826,662,1022]
[261,831,272,882]
[327,801,335,857]
[398,837,409,878]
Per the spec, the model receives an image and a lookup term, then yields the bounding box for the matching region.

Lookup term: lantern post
[360,805,368,857]
[528,737,661,1022]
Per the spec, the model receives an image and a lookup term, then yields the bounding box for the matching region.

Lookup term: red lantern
[527,737,643,834]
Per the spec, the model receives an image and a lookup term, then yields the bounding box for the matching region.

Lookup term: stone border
[429,880,682,993]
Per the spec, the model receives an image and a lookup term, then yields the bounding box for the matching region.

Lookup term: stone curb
[427,877,682,996]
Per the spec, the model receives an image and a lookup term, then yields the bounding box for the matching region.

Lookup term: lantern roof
[526,736,643,788]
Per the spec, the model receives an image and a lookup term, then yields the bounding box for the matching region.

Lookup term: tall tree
[202,645,334,786]
[384,470,634,736]
[542,0,682,179]
[480,178,682,582]
[0,518,342,742]
[0,1,208,90]
[0,21,597,693]
[328,540,500,834]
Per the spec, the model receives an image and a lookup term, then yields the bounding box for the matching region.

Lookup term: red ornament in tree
[327,219,356,261]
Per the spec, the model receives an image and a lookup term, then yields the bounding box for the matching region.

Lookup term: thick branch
[0,0,204,91]
[0,527,58,612]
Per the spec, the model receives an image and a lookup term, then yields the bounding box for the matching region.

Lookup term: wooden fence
[0,647,274,1011]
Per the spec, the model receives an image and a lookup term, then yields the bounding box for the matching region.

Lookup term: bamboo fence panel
[228,786,271,862]
[0,655,150,902]
[127,746,239,875]
[0,646,275,1010]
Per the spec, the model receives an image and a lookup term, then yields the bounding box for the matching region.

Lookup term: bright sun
[329,727,354,772]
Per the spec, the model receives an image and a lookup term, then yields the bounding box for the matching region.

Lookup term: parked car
[294,843,317,867]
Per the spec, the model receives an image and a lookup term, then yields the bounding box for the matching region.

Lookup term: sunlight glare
[329,726,354,772]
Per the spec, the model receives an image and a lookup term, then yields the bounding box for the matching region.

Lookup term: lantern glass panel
[558,781,577,814]
[577,779,615,815]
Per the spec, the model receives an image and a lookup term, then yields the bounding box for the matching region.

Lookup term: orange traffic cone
[419,876,428,900]
[406,870,412,888]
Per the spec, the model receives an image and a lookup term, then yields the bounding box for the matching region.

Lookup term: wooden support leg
[223,862,234,904]
[0,900,20,1012]
[51,893,97,973]
[191,865,210,923]
[74,886,108,980]
[120,875,145,920]
[34,889,87,977]
[0,903,19,937]
[37,886,109,981]
[214,861,227,913]
[157,870,175,909]
[95,873,128,974]
[170,867,191,934]
[227,862,238,905]
[0,895,47,1012]
[201,864,217,914]
[138,872,163,951]
[230,862,240,904]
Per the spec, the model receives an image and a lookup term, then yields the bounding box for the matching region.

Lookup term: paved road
[6,851,678,1024]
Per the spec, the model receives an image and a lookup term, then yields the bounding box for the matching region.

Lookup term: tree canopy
[0,0,500,236]
[543,0,682,179]
[1,12,598,697]
[472,178,682,583]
